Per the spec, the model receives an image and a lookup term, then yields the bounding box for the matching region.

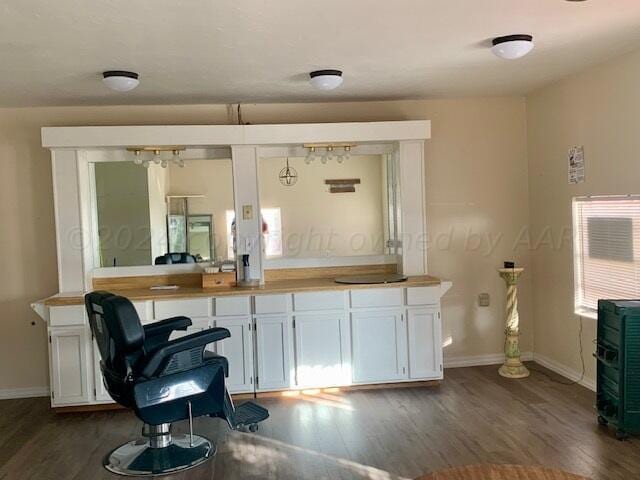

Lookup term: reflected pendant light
[279,158,298,186]
[491,34,534,60]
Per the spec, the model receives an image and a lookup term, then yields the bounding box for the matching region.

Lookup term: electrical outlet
[478,293,490,307]
[242,205,253,220]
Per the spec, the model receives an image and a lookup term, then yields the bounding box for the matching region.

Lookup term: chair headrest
[154,252,196,265]
[102,296,145,353]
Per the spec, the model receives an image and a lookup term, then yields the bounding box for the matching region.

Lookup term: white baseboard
[532,353,596,392]
[0,387,50,400]
[444,351,533,369]
[0,353,594,400]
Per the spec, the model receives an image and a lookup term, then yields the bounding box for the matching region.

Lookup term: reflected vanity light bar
[304,143,355,165]
[127,146,187,168]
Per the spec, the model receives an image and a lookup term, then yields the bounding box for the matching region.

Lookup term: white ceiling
[2,0,640,107]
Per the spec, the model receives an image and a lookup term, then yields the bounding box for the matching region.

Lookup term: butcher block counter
[41,274,443,306]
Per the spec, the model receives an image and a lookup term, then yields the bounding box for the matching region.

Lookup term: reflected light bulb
[326,146,334,161]
[305,147,316,164]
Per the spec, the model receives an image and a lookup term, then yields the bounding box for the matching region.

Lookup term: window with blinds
[573,196,640,317]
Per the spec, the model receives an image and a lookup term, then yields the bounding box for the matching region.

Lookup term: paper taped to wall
[568,146,585,184]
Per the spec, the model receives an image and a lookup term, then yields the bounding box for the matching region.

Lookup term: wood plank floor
[1,364,639,480]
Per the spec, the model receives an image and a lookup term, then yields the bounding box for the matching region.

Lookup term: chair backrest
[85,292,146,401]
[154,252,196,265]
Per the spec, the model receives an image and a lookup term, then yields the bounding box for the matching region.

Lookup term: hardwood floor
[1,364,639,480]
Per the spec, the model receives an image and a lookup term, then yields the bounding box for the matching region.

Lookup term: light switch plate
[242,205,253,220]
[478,293,490,307]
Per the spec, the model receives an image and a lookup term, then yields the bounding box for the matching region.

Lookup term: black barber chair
[154,252,197,265]
[85,291,268,476]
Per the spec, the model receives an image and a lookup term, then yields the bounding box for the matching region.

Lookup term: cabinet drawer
[215,296,250,316]
[154,298,210,319]
[254,294,289,314]
[407,286,440,306]
[49,305,87,327]
[293,291,345,311]
[351,288,402,309]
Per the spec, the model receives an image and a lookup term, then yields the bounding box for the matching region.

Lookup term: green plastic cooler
[596,300,640,440]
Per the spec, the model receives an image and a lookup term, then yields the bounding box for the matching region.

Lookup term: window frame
[572,194,640,319]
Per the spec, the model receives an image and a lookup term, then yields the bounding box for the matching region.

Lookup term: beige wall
[0,97,530,392]
[260,155,385,258]
[527,48,640,386]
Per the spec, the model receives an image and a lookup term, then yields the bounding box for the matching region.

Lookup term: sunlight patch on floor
[226,434,411,480]
[280,388,354,411]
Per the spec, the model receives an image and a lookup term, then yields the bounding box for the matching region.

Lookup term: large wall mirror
[90,150,234,268]
[258,150,400,264]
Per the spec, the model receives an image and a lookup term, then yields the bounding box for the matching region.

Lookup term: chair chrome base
[104,428,215,477]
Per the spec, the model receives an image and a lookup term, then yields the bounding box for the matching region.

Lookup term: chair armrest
[141,327,230,378]
[143,316,191,338]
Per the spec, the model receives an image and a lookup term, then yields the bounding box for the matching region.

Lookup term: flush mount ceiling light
[309,70,343,90]
[491,34,534,60]
[102,71,140,92]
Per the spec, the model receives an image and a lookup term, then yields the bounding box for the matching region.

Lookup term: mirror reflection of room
[92,156,234,268]
[258,153,399,261]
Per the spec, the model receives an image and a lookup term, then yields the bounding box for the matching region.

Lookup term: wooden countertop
[41,275,443,307]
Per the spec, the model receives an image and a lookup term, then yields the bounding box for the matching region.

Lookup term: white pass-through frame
[43,121,431,292]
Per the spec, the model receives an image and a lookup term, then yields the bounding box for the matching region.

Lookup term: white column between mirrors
[231,145,264,283]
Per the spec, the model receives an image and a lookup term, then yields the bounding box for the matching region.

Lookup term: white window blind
[573,196,640,316]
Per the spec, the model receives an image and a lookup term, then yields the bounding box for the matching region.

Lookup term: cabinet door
[255,315,291,391]
[49,328,91,406]
[351,310,407,383]
[293,312,350,388]
[92,339,114,403]
[407,306,443,380]
[215,316,254,394]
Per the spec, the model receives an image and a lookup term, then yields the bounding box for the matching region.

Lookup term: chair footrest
[233,402,269,429]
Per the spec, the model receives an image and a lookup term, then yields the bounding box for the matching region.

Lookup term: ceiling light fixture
[127,146,186,168]
[102,71,140,92]
[491,34,534,60]
[309,69,343,90]
[279,158,298,187]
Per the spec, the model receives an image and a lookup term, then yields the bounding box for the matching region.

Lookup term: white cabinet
[254,315,292,391]
[49,305,86,327]
[43,284,449,407]
[215,316,254,394]
[407,307,443,380]
[351,310,408,383]
[154,298,210,319]
[49,327,91,405]
[293,312,350,388]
